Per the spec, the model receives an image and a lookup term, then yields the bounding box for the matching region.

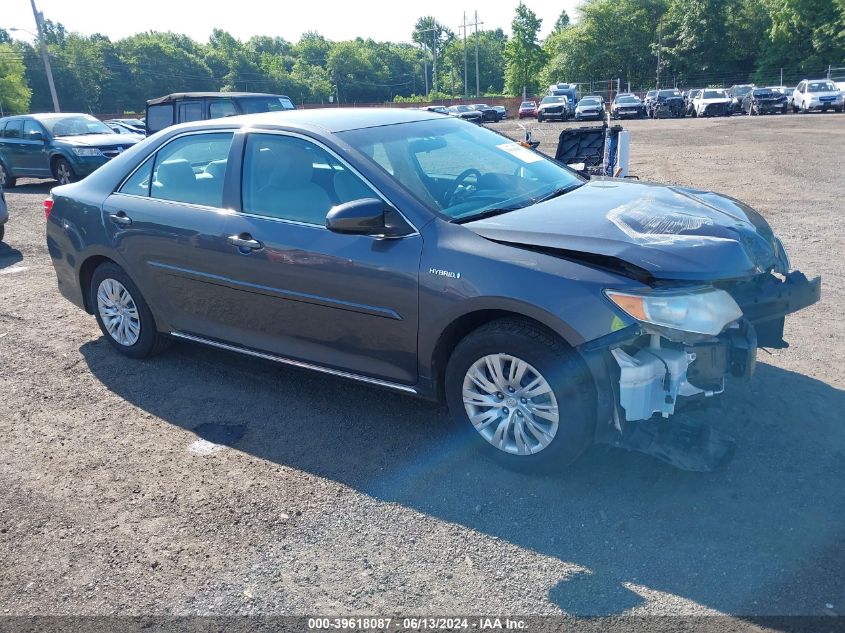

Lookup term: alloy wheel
[96,278,141,347]
[462,353,559,456]
[56,162,72,185]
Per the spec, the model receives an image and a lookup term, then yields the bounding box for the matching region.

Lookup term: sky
[3,0,582,44]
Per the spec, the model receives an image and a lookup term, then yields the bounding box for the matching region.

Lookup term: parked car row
[522,78,843,123]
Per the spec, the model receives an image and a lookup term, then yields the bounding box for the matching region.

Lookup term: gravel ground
[0,113,843,620]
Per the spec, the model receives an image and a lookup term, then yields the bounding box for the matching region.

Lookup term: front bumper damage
[580,271,821,470]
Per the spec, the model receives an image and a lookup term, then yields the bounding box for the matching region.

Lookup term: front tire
[445,319,595,471]
[53,157,76,185]
[0,225,4,242]
[89,262,170,359]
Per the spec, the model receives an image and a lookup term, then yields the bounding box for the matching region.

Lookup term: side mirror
[28,131,44,141]
[326,198,410,238]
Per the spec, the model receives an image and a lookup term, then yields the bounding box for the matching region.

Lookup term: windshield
[238,96,295,114]
[752,89,774,96]
[703,90,727,99]
[616,96,639,104]
[338,118,583,222]
[541,96,564,104]
[520,102,534,108]
[734,86,753,96]
[807,81,837,92]
[579,98,601,105]
[658,90,680,98]
[42,115,114,137]
[451,105,470,112]
[646,91,657,97]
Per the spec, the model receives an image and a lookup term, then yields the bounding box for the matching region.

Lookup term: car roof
[1,112,99,121]
[166,107,444,134]
[146,92,288,106]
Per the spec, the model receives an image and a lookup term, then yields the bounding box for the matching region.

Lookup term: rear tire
[89,262,170,359]
[0,163,15,189]
[0,225,4,242]
[445,318,596,472]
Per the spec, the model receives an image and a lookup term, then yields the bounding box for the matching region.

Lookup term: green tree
[553,10,571,33]
[541,0,666,91]
[412,16,454,93]
[754,0,845,81]
[0,43,31,114]
[505,2,546,96]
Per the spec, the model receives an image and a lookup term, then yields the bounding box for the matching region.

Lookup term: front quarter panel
[417,220,640,380]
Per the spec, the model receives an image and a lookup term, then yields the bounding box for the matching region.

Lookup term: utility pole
[432,31,438,94]
[780,67,783,85]
[656,21,662,89]
[458,11,484,97]
[30,0,60,112]
[461,13,468,97]
[418,27,438,97]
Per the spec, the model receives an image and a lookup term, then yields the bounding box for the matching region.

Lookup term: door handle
[109,211,132,226]
[229,234,263,250]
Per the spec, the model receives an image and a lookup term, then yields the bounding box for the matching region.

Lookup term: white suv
[791,79,844,113]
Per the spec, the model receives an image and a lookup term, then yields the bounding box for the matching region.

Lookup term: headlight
[605,287,743,335]
[71,148,103,157]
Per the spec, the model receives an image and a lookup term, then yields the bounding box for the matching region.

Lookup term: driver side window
[241,134,378,225]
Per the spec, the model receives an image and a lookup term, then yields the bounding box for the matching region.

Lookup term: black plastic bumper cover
[729,271,821,348]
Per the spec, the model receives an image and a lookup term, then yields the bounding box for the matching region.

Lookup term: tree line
[0,0,842,115]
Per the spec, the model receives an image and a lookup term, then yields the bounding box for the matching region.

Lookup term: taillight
[43,197,54,219]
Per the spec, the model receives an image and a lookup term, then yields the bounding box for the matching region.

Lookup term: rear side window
[3,120,23,139]
[209,100,237,119]
[147,132,233,207]
[118,157,154,197]
[146,105,174,134]
[178,101,204,123]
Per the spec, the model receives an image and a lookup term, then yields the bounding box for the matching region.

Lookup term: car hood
[54,134,141,147]
[464,179,787,282]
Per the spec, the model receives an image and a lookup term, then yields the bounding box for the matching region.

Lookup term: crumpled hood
[465,179,788,282]
[56,134,141,147]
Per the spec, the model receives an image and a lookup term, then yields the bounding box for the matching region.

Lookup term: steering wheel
[444,168,483,207]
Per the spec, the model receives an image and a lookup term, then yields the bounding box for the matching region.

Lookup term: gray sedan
[44,109,819,471]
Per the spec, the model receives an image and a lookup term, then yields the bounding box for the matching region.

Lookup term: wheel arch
[78,254,118,313]
[428,306,582,402]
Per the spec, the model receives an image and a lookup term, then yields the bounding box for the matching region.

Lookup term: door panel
[21,120,50,174]
[102,131,237,336]
[218,215,422,383]
[205,131,422,384]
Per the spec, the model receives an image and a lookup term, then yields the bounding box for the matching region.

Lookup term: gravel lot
[0,113,843,620]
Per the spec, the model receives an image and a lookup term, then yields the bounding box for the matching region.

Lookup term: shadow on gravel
[7,180,55,195]
[80,339,845,617]
[0,242,23,269]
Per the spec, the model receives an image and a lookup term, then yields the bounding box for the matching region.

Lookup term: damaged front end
[581,271,820,470]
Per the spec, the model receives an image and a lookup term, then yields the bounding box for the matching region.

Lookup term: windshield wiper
[452,183,583,224]
[452,205,526,224]
[533,182,583,204]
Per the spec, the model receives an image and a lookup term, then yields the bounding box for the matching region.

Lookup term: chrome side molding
[169,331,419,395]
